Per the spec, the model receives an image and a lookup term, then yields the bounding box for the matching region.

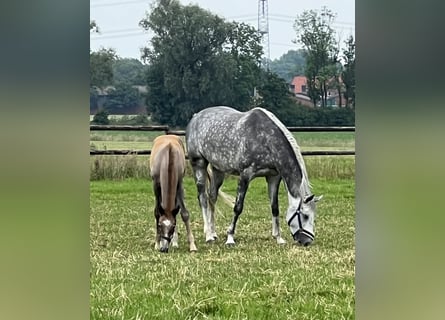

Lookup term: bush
[278,104,355,126]
[109,113,151,125]
[91,109,110,125]
[129,114,150,125]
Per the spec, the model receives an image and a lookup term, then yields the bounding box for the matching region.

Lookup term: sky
[90,0,355,62]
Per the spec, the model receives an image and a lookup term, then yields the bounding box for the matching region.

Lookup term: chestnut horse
[150,135,197,253]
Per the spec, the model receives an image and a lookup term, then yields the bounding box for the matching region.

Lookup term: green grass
[90,131,354,151]
[90,155,355,181]
[89,131,355,181]
[90,176,355,319]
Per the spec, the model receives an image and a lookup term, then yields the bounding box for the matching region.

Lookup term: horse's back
[150,135,186,176]
[186,106,297,175]
[186,107,246,169]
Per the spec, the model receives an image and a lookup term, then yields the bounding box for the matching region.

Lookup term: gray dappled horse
[186,106,322,246]
[150,135,197,253]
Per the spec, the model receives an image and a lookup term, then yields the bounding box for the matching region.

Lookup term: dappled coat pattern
[186,106,322,246]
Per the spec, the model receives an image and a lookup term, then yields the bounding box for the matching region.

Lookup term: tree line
[90,0,355,127]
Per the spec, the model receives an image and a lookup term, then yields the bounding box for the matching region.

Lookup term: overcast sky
[90,0,355,62]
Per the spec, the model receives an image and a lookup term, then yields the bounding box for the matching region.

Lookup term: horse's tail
[217,188,235,207]
[160,143,178,212]
[207,166,235,208]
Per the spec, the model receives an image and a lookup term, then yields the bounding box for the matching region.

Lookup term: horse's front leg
[154,209,161,250]
[226,175,250,245]
[171,227,179,248]
[177,186,197,252]
[267,176,286,245]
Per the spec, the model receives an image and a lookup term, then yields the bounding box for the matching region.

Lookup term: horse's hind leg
[190,158,215,242]
[267,176,286,244]
[177,184,197,252]
[208,166,225,240]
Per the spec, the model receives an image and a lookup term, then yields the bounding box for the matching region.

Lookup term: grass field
[90,131,355,151]
[90,174,355,319]
[90,129,355,318]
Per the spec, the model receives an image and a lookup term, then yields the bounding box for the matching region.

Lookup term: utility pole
[258,0,270,70]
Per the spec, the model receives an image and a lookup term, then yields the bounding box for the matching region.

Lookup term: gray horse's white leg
[208,166,225,240]
[191,158,215,242]
[266,176,286,244]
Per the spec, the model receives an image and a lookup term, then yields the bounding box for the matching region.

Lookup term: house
[290,76,308,95]
[289,76,312,107]
[289,75,347,107]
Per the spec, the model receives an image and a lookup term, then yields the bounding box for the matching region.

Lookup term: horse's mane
[253,107,312,194]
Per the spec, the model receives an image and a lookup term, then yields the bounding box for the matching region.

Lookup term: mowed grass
[90,131,162,151]
[90,175,355,319]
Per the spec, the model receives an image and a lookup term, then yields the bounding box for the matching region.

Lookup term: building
[290,76,307,95]
[289,75,346,107]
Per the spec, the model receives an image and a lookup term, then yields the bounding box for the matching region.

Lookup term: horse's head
[287,194,323,246]
[156,206,179,253]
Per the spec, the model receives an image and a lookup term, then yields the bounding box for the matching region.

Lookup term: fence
[90,125,355,156]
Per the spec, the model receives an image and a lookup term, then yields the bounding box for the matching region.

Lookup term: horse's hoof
[205,235,217,243]
[225,234,235,246]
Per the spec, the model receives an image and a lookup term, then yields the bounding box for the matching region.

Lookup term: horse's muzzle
[159,236,170,253]
[159,246,169,253]
[294,230,314,246]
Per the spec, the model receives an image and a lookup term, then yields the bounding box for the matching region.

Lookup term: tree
[90,48,117,89]
[255,71,295,121]
[90,20,99,33]
[342,35,355,108]
[139,0,262,127]
[294,7,339,107]
[269,49,306,83]
[113,58,146,86]
[90,48,117,111]
[91,109,109,125]
[103,82,140,111]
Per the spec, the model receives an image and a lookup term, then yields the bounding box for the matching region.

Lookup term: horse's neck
[285,188,301,216]
[280,153,310,196]
[258,115,310,199]
[281,162,311,220]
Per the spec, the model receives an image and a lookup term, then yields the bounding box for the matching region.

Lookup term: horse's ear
[159,206,165,215]
[172,206,180,216]
[303,194,323,203]
[304,194,315,203]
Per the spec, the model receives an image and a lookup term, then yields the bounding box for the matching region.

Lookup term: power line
[269,13,355,25]
[91,0,147,8]
[98,27,142,34]
[91,32,147,40]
